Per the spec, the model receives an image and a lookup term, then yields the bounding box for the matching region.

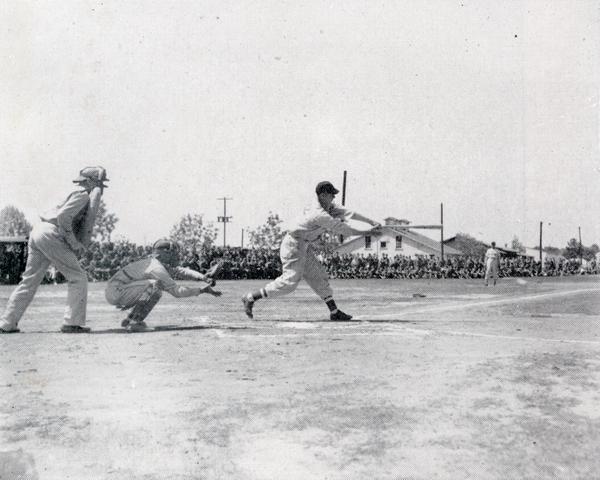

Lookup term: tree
[562,238,581,260]
[92,199,119,243]
[248,212,285,250]
[0,205,32,237]
[510,236,526,254]
[170,213,218,253]
[451,233,488,258]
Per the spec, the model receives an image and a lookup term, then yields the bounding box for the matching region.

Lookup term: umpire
[0,167,108,333]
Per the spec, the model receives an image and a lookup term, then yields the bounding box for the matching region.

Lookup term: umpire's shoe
[61,325,91,333]
[0,326,20,334]
[330,310,353,321]
[242,296,254,319]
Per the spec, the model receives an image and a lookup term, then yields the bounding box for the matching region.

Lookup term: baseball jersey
[485,248,500,261]
[40,190,90,249]
[108,257,205,298]
[286,202,355,243]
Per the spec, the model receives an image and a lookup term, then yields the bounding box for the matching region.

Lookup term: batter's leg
[242,235,305,319]
[303,249,352,321]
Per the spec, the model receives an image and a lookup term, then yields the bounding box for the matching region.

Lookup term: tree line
[0,204,597,261]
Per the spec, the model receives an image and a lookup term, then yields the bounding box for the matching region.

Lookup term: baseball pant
[264,234,333,300]
[105,279,163,322]
[105,279,160,308]
[485,260,499,281]
[0,222,88,329]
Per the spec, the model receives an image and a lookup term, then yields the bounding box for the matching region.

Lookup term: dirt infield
[1,276,600,479]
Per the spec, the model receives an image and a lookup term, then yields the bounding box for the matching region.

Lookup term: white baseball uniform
[105,257,207,308]
[0,190,96,330]
[263,202,355,300]
[485,247,500,282]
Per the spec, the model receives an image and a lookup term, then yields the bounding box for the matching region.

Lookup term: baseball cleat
[121,318,131,328]
[127,321,148,332]
[242,296,254,319]
[330,310,353,321]
[60,325,91,333]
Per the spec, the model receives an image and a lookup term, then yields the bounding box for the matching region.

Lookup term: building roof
[337,226,462,256]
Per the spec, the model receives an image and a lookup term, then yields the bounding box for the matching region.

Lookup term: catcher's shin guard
[128,282,163,323]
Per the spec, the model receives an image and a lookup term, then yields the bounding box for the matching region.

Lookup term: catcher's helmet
[152,239,181,253]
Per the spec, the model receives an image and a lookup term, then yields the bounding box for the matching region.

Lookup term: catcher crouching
[105,239,222,331]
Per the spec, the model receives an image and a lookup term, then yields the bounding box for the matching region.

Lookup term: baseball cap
[315,181,339,195]
[73,166,109,187]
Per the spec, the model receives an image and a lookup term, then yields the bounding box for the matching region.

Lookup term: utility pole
[217,197,233,248]
[539,221,543,265]
[440,203,444,262]
[578,226,583,265]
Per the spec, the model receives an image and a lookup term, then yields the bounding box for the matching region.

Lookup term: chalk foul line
[353,287,600,320]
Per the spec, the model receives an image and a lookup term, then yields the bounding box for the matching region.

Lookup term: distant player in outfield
[105,239,222,331]
[242,180,381,321]
[0,167,108,334]
[484,241,500,286]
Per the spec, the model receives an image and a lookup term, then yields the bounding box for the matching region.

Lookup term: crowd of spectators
[1,239,597,285]
[322,253,595,279]
[0,242,27,284]
[78,241,282,282]
[77,243,600,282]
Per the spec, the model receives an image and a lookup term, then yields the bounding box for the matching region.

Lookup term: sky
[1,0,598,249]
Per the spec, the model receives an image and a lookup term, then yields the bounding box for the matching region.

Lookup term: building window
[365,236,371,249]
[395,235,402,249]
[380,241,387,250]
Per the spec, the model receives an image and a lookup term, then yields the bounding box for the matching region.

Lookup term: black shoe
[242,296,254,319]
[330,310,353,321]
[0,326,20,334]
[127,321,148,332]
[60,325,91,333]
[121,318,131,328]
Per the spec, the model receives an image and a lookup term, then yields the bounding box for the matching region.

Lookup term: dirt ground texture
[1,276,600,479]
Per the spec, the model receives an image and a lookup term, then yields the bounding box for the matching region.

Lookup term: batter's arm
[349,212,381,227]
[319,215,379,237]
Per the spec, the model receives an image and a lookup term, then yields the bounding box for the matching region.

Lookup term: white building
[523,247,564,263]
[335,218,462,259]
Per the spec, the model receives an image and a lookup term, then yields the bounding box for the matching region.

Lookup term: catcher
[105,239,223,331]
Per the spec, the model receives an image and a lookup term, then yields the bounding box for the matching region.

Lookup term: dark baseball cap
[315,181,339,195]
